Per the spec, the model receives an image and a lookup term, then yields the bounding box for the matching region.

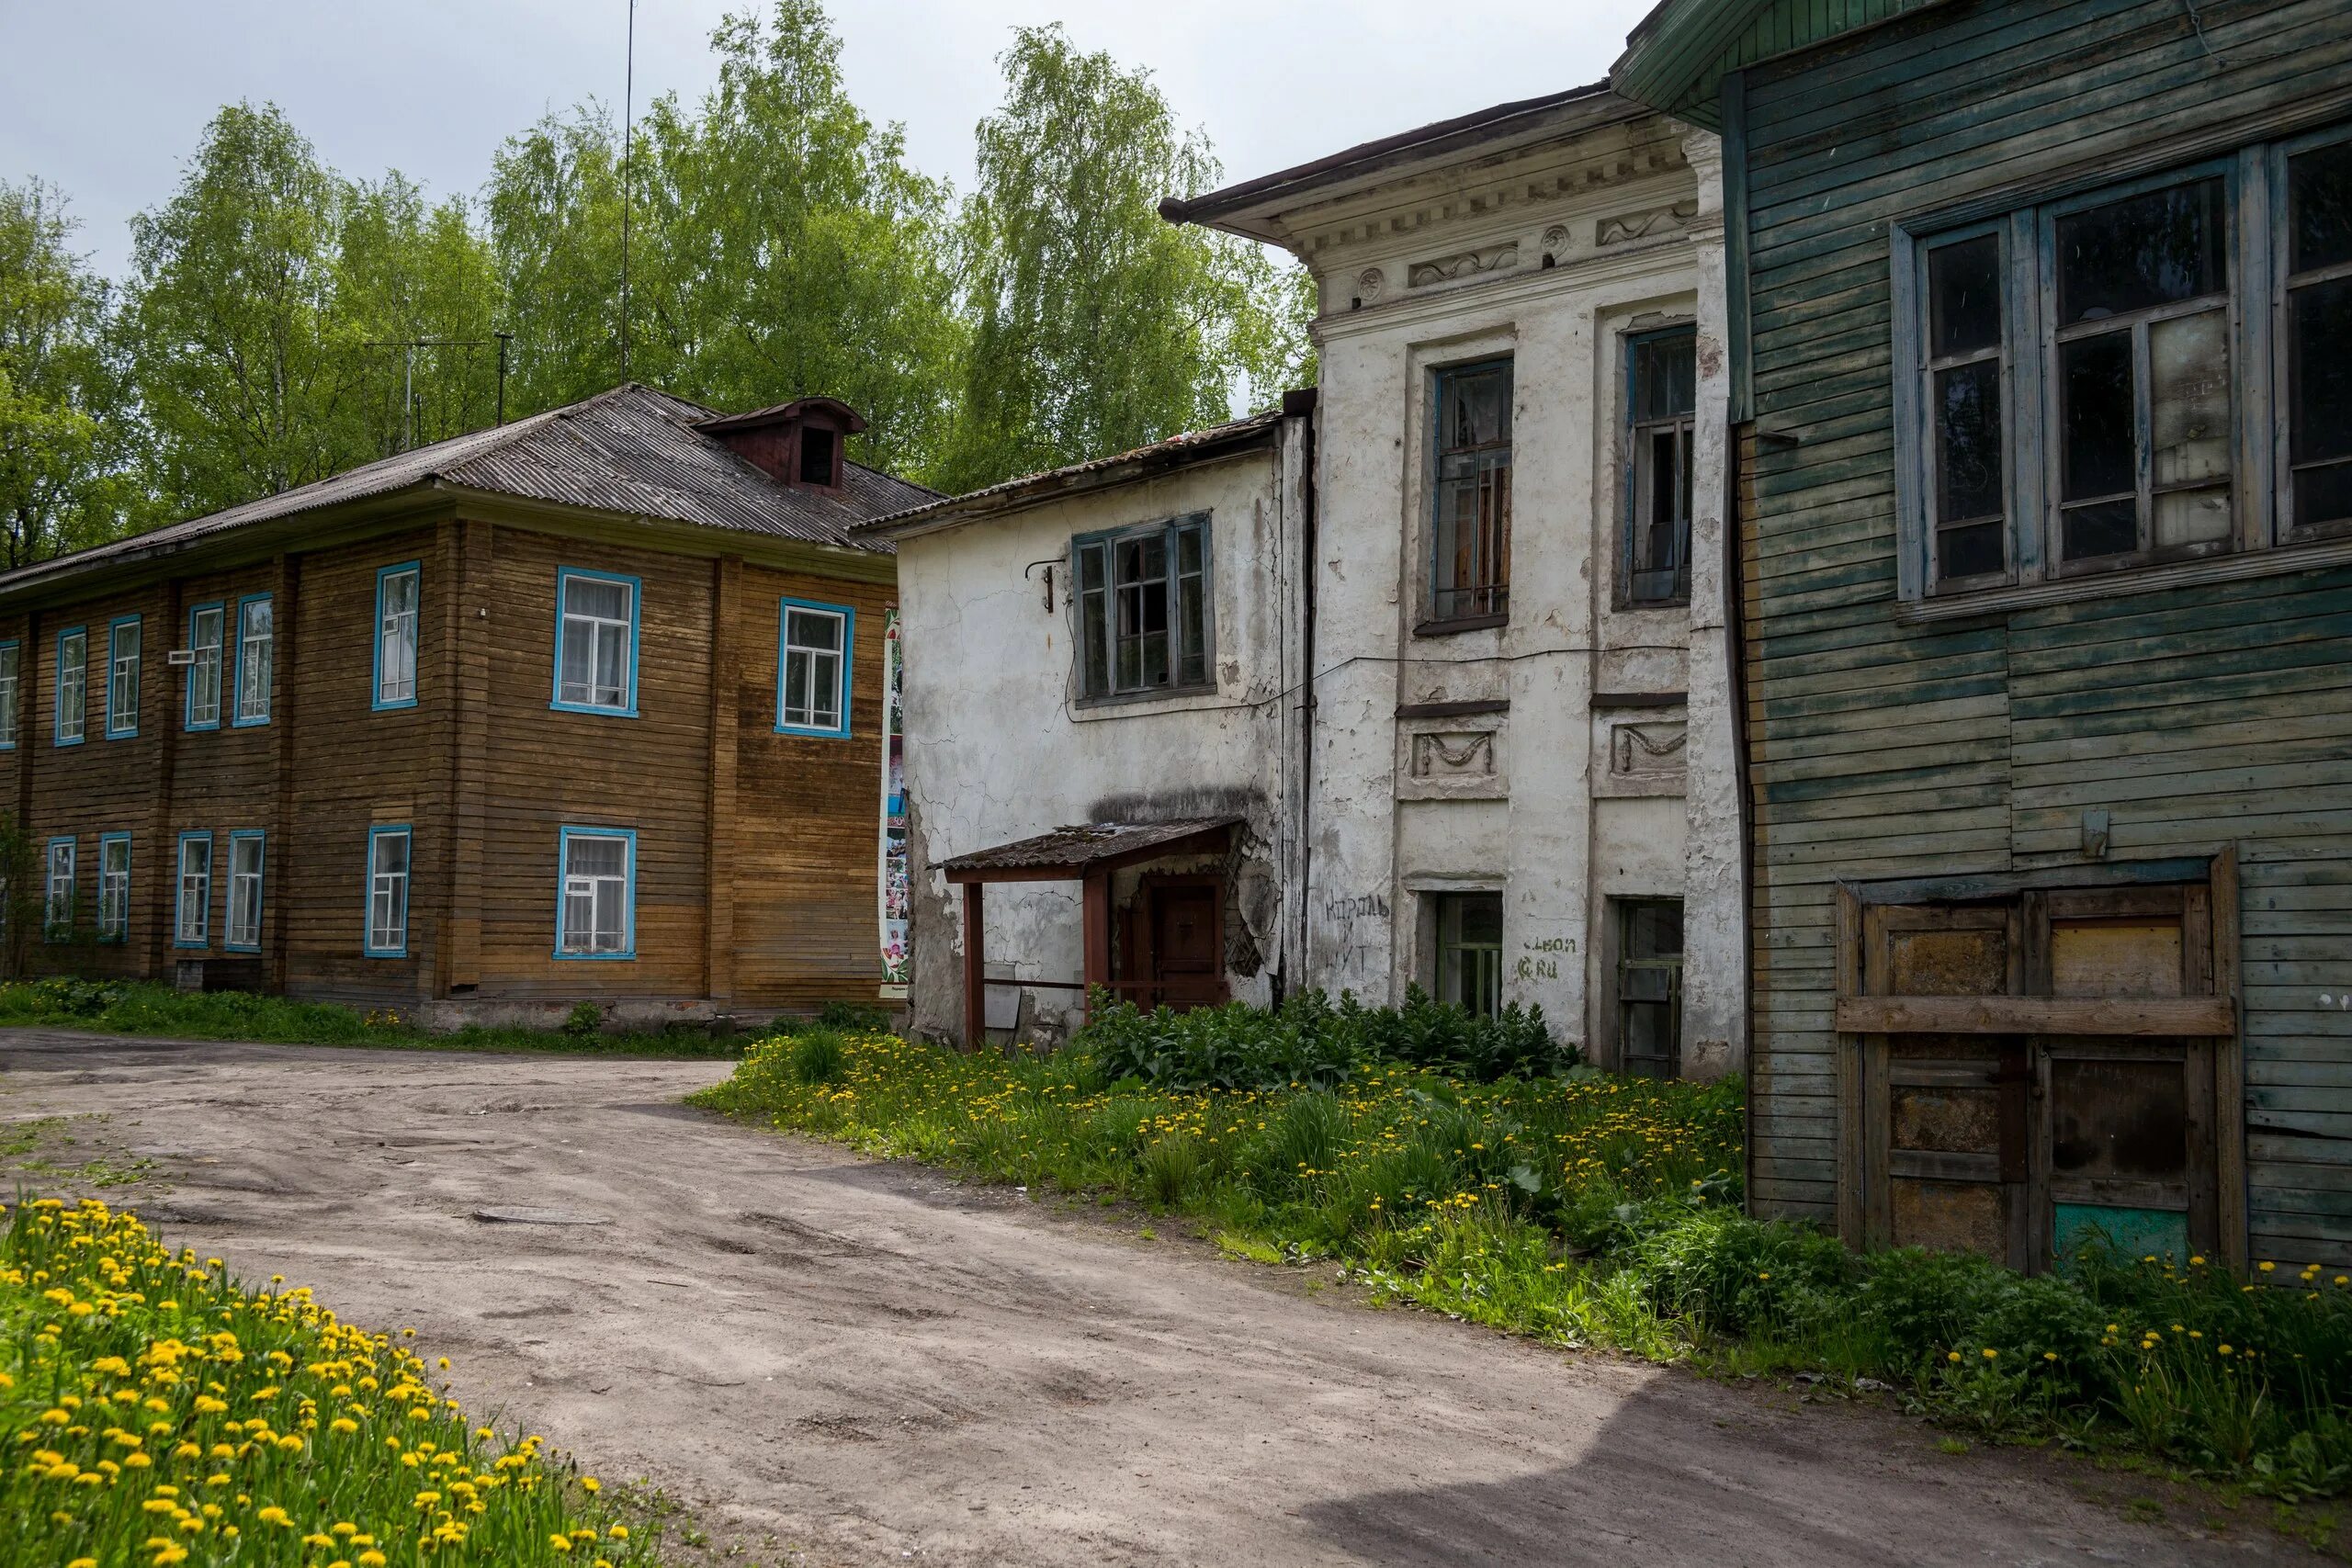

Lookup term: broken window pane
[1617,899,1683,1079]
[2057,178,2225,324]
[1929,234,2002,357]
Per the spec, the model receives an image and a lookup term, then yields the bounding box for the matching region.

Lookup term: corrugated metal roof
[938,817,1242,875]
[856,410,1286,537]
[0,383,939,596]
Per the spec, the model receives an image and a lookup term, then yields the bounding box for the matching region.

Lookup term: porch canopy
[939,817,1239,1045]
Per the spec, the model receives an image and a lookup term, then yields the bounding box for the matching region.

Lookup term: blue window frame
[373,561,421,711]
[551,567,640,716]
[554,826,636,960]
[185,602,226,729]
[53,626,86,746]
[106,615,141,739]
[364,825,412,959]
[226,830,266,953]
[175,831,211,949]
[97,832,131,944]
[43,836,75,941]
[232,594,273,727]
[775,597,854,738]
[0,639,20,750]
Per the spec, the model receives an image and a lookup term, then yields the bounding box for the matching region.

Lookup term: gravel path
[0,1031,2312,1566]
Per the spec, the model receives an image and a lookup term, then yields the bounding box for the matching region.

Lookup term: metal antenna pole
[496,332,513,425]
[402,344,416,452]
[620,0,636,381]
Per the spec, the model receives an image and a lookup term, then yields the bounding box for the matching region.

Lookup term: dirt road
[0,1032,2307,1566]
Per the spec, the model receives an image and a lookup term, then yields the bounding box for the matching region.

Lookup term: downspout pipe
[1283,385,1319,997]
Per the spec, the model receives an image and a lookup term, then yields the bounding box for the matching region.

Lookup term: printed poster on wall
[878,606,910,996]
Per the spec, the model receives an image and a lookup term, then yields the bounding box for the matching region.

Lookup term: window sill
[1898,535,2352,624]
[549,700,639,719]
[1071,682,1222,718]
[1413,612,1509,637]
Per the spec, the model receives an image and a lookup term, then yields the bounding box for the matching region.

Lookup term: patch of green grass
[694,1024,2352,1499]
[1,1194,662,1567]
[0,977,746,1059]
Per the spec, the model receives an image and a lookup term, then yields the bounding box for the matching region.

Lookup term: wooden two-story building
[1617,0,2352,1269]
[0,383,927,1024]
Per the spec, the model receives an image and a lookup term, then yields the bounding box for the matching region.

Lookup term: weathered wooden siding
[729,561,894,1008]
[1739,0,2352,1262]
[474,524,714,999]
[283,525,447,1002]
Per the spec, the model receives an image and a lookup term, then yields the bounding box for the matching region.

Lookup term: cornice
[1313,224,1706,344]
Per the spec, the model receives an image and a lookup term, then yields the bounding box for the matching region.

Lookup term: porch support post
[962,880,986,1050]
[1081,869,1113,1021]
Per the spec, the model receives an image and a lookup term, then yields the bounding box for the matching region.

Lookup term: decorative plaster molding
[1610,721,1687,777]
[1598,200,1698,247]
[1408,243,1518,288]
[1412,730,1496,779]
[1354,266,1385,305]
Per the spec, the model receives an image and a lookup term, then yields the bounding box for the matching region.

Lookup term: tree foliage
[10,2,1317,538]
[946,24,1307,491]
[0,180,131,567]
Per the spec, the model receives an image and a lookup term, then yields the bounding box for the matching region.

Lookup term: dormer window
[696,395,865,493]
[799,424,838,488]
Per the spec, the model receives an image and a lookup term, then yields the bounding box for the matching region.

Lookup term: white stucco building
[862,410,1315,1044]
[873,83,1746,1077]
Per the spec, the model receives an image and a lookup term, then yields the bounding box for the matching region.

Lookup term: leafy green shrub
[789,1027,849,1086]
[1077,994,1368,1090]
[1347,985,1576,1079]
[1070,986,1576,1091]
[819,999,888,1031]
[562,999,605,1037]
[1625,1204,1856,1339]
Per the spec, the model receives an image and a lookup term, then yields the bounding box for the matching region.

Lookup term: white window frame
[106,616,141,739]
[98,833,130,944]
[175,832,211,948]
[226,830,265,953]
[44,837,74,941]
[186,603,225,729]
[551,568,639,716]
[232,595,272,727]
[374,562,421,710]
[776,599,853,737]
[555,827,636,960]
[1895,126,2352,605]
[54,626,86,746]
[365,826,411,959]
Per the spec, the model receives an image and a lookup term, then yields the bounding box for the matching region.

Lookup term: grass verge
[693,1024,2352,1506]
[0,978,747,1059]
[2,1194,656,1567]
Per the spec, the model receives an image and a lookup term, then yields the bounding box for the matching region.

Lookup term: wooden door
[1147,882,1223,1010]
[1860,902,2030,1264]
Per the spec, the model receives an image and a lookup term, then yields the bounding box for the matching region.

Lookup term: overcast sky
[0,0,1655,280]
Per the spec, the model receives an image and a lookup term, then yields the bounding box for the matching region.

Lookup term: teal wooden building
[1615,0,2352,1270]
